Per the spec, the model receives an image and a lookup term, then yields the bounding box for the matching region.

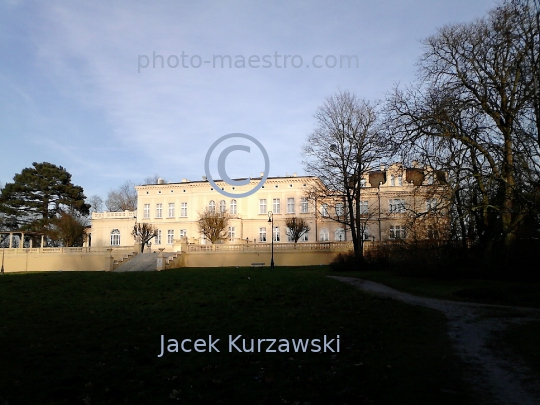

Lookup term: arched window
[208,200,216,213]
[334,228,345,242]
[219,200,226,213]
[273,226,280,242]
[335,203,344,216]
[110,229,121,246]
[230,199,237,215]
[390,175,395,186]
[320,228,329,241]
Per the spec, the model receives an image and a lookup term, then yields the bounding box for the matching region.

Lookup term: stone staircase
[164,252,182,269]
[112,252,137,270]
[114,252,158,272]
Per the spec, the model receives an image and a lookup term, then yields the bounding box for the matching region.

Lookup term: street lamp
[267,211,274,270]
[1,239,5,275]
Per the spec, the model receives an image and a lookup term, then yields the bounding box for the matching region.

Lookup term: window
[180,229,187,239]
[286,227,294,242]
[389,199,406,213]
[301,197,309,213]
[426,198,437,211]
[156,230,161,245]
[335,203,344,216]
[219,200,226,213]
[167,230,174,244]
[360,200,368,214]
[320,228,329,241]
[143,204,150,219]
[426,174,434,184]
[230,199,237,215]
[168,203,175,218]
[390,225,406,239]
[259,199,267,214]
[273,227,280,242]
[273,198,280,214]
[362,226,370,240]
[427,225,439,239]
[321,203,329,217]
[287,198,295,213]
[335,228,345,241]
[208,200,215,214]
[259,227,267,242]
[301,231,309,242]
[110,229,120,246]
[360,178,367,187]
[180,202,187,217]
[156,203,162,218]
[397,175,403,186]
[228,226,236,242]
[390,175,395,186]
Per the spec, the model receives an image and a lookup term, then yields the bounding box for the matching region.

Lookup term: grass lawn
[495,321,540,376]
[330,269,540,308]
[0,266,471,405]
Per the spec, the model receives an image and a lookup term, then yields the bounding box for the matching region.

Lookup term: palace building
[89,163,448,251]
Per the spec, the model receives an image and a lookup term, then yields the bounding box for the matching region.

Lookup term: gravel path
[328,276,540,405]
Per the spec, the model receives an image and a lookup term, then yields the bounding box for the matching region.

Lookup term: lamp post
[267,211,274,270]
[1,243,5,275]
[378,182,382,241]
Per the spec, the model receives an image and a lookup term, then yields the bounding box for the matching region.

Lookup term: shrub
[329,251,364,272]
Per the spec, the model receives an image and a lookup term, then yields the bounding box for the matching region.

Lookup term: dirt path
[328,276,540,405]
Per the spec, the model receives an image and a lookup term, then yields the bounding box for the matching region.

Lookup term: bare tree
[197,208,230,244]
[506,0,540,148]
[105,181,137,212]
[132,223,158,252]
[303,90,387,257]
[385,3,540,254]
[141,174,163,185]
[87,195,104,214]
[285,217,310,244]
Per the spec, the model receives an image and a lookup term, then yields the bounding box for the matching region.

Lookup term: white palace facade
[89,164,448,251]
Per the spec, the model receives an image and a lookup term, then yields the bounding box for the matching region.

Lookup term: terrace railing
[1,246,135,255]
[186,242,353,252]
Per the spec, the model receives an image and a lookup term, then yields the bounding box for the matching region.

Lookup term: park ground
[0,266,539,404]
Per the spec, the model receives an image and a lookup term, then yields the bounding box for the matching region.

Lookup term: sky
[0,0,498,201]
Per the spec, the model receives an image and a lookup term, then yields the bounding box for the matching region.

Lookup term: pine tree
[0,162,90,231]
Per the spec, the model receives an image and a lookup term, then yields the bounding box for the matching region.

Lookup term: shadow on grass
[0,267,471,405]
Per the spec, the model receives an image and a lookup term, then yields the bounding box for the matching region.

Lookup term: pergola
[0,231,45,249]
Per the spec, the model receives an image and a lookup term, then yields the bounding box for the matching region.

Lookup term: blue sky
[0,0,497,201]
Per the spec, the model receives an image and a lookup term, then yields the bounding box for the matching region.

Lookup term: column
[9,233,13,249]
[41,235,44,248]
[21,233,25,249]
